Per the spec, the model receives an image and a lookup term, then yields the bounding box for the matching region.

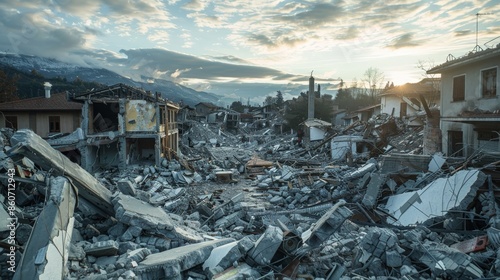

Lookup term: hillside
[0,53,221,106]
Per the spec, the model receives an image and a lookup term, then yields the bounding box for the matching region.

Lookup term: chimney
[307,72,315,119]
[43,82,52,98]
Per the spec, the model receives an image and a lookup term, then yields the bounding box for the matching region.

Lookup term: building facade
[70,84,180,171]
[428,46,499,157]
[0,92,82,138]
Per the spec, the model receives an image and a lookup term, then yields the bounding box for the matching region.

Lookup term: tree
[284,93,334,130]
[276,90,284,109]
[362,67,385,101]
[0,70,19,103]
[230,101,244,113]
[264,95,275,106]
[416,59,441,107]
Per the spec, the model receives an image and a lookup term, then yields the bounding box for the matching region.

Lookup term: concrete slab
[247,225,283,265]
[134,238,234,280]
[13,177,76,280]
[303,200,353,248]
[113,193,175,232]
[385,169,486,226]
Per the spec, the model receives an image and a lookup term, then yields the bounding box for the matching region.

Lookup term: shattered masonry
[1,83,500,279]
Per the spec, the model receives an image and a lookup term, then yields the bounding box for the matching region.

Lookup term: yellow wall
[125,100,157,132]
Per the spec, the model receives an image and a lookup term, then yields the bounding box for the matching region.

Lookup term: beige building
[0,92,82,137]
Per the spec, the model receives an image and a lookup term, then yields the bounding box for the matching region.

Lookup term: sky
[0,0,499,103]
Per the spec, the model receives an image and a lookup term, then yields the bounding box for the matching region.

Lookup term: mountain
[0,53,221,106]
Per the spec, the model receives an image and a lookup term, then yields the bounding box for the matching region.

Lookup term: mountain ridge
[0,53,222,106]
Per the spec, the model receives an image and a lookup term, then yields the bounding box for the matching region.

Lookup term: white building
[428,45,500,157]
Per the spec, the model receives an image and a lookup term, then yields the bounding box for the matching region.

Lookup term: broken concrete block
[116,248,151,268]
[13,176,76,280]
[302,200,353,248]
[385,169,486,226]
[203,241,242,278]
[85,240,119,257]
[385,250,403,267]
[134,238,234,280]
[173,225,204,243]
[344,159,377,180]
[212,263,261,279]
[412,240,484,279]
[247,225,283,266]
[117,179,136,196]
[69,244,86,261]
[361,173,386,208]
[214,211,243,229]
[7,129,114,215]
[113,193,174,232]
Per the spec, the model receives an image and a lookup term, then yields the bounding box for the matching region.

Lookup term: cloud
[210,55,250,64]
[387,33,422,49]
[454,30,472,37]
[182,0,209,11]
[113,48,303,83]
[276,3,343,28]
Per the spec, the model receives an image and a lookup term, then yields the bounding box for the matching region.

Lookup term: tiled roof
[381,79,440,97]
[0,92,82,111]
[354,104,381,113]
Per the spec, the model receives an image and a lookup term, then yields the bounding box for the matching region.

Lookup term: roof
[195,102,218,109]
[381,79,440,97]
[353,104,381,113]
[427,45,500,74]
[0,92,82,111]
[70,83,180,109]
[300,118,332,127]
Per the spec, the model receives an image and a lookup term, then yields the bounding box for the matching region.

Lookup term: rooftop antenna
[475,12,493,51]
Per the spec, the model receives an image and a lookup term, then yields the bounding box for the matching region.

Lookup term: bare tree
[361,67,385,100]
[415,59,441,108]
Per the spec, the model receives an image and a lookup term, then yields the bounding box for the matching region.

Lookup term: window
[400,102,407,117]
[482,68,497,98]
[448,130,463,157]
[49,116,61,133]
[5,116,17,130]
[453,75,465,101]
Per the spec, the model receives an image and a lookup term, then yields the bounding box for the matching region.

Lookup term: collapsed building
[0,45,500,280]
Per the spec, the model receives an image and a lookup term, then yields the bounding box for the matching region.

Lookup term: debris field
[1,116,500,280]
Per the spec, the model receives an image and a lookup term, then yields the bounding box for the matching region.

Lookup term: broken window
[448,130,463,157]
[92,103,119,132]
[5,115,17,130]
[482,67,497,98]
[49,116,61,133]
[477,130,500,152]
[452,75,465,101]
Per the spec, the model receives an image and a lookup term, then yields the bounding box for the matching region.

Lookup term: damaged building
[2,51,500,280]
[428,44,500,158]
[69,83,180,171]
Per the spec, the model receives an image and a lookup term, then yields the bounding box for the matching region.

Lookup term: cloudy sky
[1,0,499,100]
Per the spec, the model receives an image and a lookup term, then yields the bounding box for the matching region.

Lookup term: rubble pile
[1,122,500,280]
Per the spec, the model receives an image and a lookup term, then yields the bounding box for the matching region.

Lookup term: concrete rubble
[0,112,499,280]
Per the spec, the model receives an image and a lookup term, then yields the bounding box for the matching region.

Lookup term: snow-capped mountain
[0,53,221,106]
